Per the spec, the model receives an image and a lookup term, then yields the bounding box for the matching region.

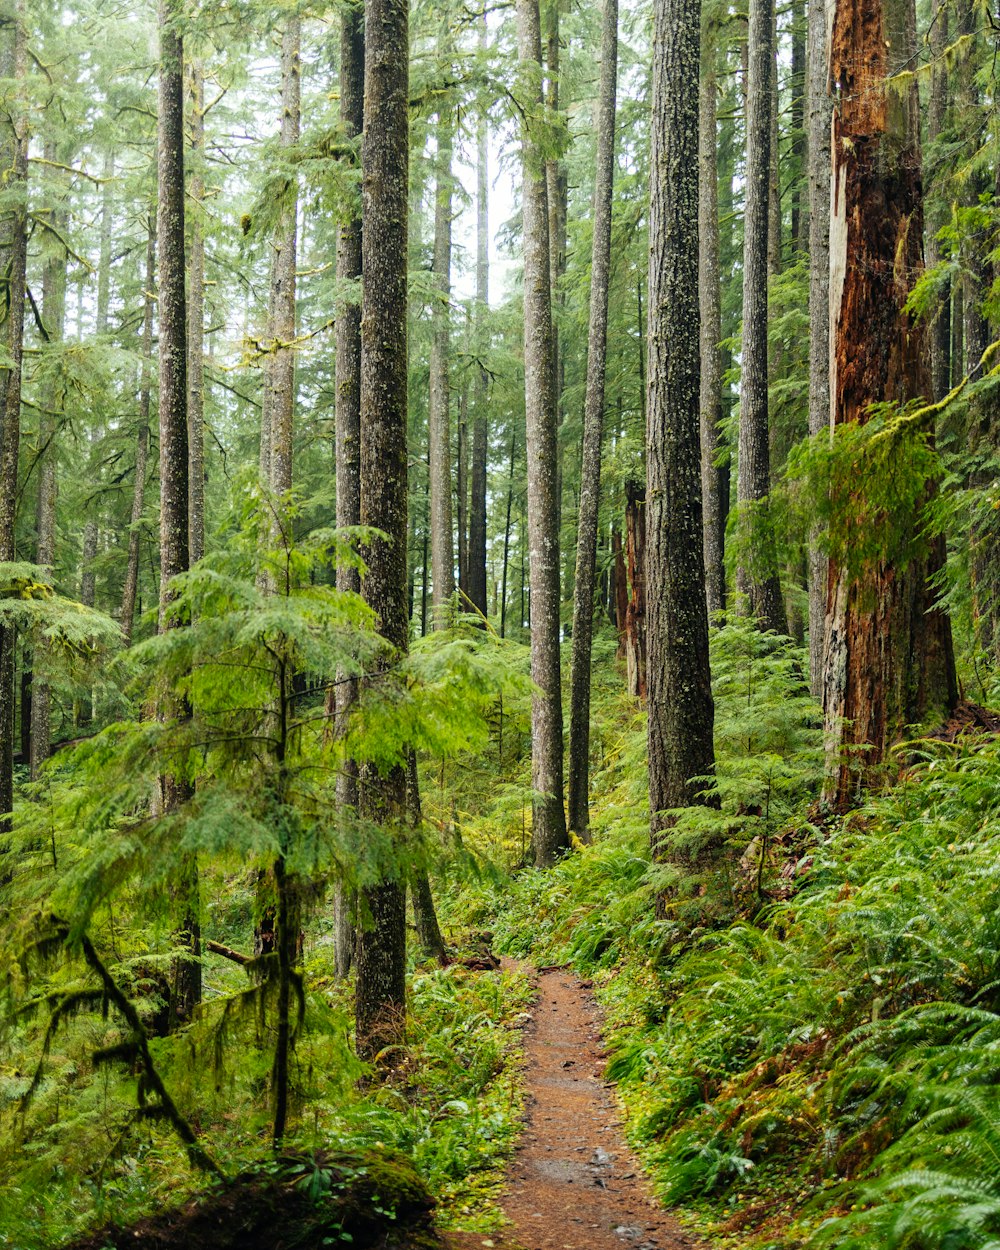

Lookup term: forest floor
[445,965,701,1250]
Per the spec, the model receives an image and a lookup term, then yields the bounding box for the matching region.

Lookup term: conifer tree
[355,0,410,1060]
[516,0,568,866]
[646,0,717,898]
[567,0,617,839]
[156,0,200,1019]
[823,0,957,802]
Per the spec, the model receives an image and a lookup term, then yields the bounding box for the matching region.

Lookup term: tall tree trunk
[355,0,409,1062]
[767,0,781,276]
[806,0,832,694]
[406,752,447,964]
[567,0,617,840]
[545,0,567,477]
[623,482,646,701]
[332,0,364,983]
[428,99,454,622]
[187,60,206,564]
[925,0,950,403]
[823,0,957,804]
[456,368,467,596]
[0,0,28,837]
[737,0,787,633]
[467,15,490,621]
[157,0,200,1022]
[500,427,515,638]
[31,143,66,779]
[121,219,156,647]
[789,0,807,250]
[646,0,717,904]
[517,0,568,867]
[266,19,301,507]
[698,20,724,615]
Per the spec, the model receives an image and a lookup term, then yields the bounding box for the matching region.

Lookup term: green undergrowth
[453,624,1000,1250]
[0,929,532,1248]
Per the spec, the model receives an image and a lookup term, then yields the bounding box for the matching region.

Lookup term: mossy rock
[61,1148,440,1250]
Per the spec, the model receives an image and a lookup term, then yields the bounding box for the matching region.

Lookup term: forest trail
[446,966,701,1250]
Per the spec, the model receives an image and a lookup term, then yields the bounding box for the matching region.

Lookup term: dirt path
[447,967,699,1250]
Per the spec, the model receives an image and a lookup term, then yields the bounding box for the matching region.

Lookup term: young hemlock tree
[516,0,568,866]
[646,0,717,908]
[567,0,618,841]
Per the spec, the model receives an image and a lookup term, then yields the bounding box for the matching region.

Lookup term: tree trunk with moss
[646,0,717,900]
[0,0,28,838]
[355,0,410,1061]
[737,0,786,634]
[157,0,201,1021]
[332,2,364,983]
[823,0,957,804]
[567,0,617,839]
[517,0,568,867]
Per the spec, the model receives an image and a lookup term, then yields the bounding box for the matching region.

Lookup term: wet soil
[447,967,700,1250]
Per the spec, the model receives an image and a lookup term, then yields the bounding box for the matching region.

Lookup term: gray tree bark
[266,18,301,515]
[517,0,568,866]
[806,0,832,694]
[698,21,724,616]
[567,0,617,840]
[30,143,67,780]
[646,0,717,898]
[0,0,28,835]
[157,0,200,1021]
[736,0,787,634]
[925,0,949,402]
[428,97,454,622]
[467,13,490,622]
[187,60,206,564]
[332,1,364,983]
[355,0,410,1061]
[121,219,155,647]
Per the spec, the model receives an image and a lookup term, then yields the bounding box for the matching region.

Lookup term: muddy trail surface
[447,967,700,1250]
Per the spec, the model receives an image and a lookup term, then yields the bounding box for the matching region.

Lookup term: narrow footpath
[448,967,700,1250]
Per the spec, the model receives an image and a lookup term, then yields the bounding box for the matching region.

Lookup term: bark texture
[265,18,301,510]
[698,23,724,616]
[517,0,568,866]
[0,0,28,833]
[567,0,617,839]
[332,1,364,983]
[31,145,66,779]
[157,0,200,1020]
[823,0,957,804]
[121,220,155,647]
[806,0,832,694]
[187,60,206,564]
[428,99,454,621]
[737,0,787,633]
[646,0,717,882]
[467,12,490,622]
[355,0,410,1061]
